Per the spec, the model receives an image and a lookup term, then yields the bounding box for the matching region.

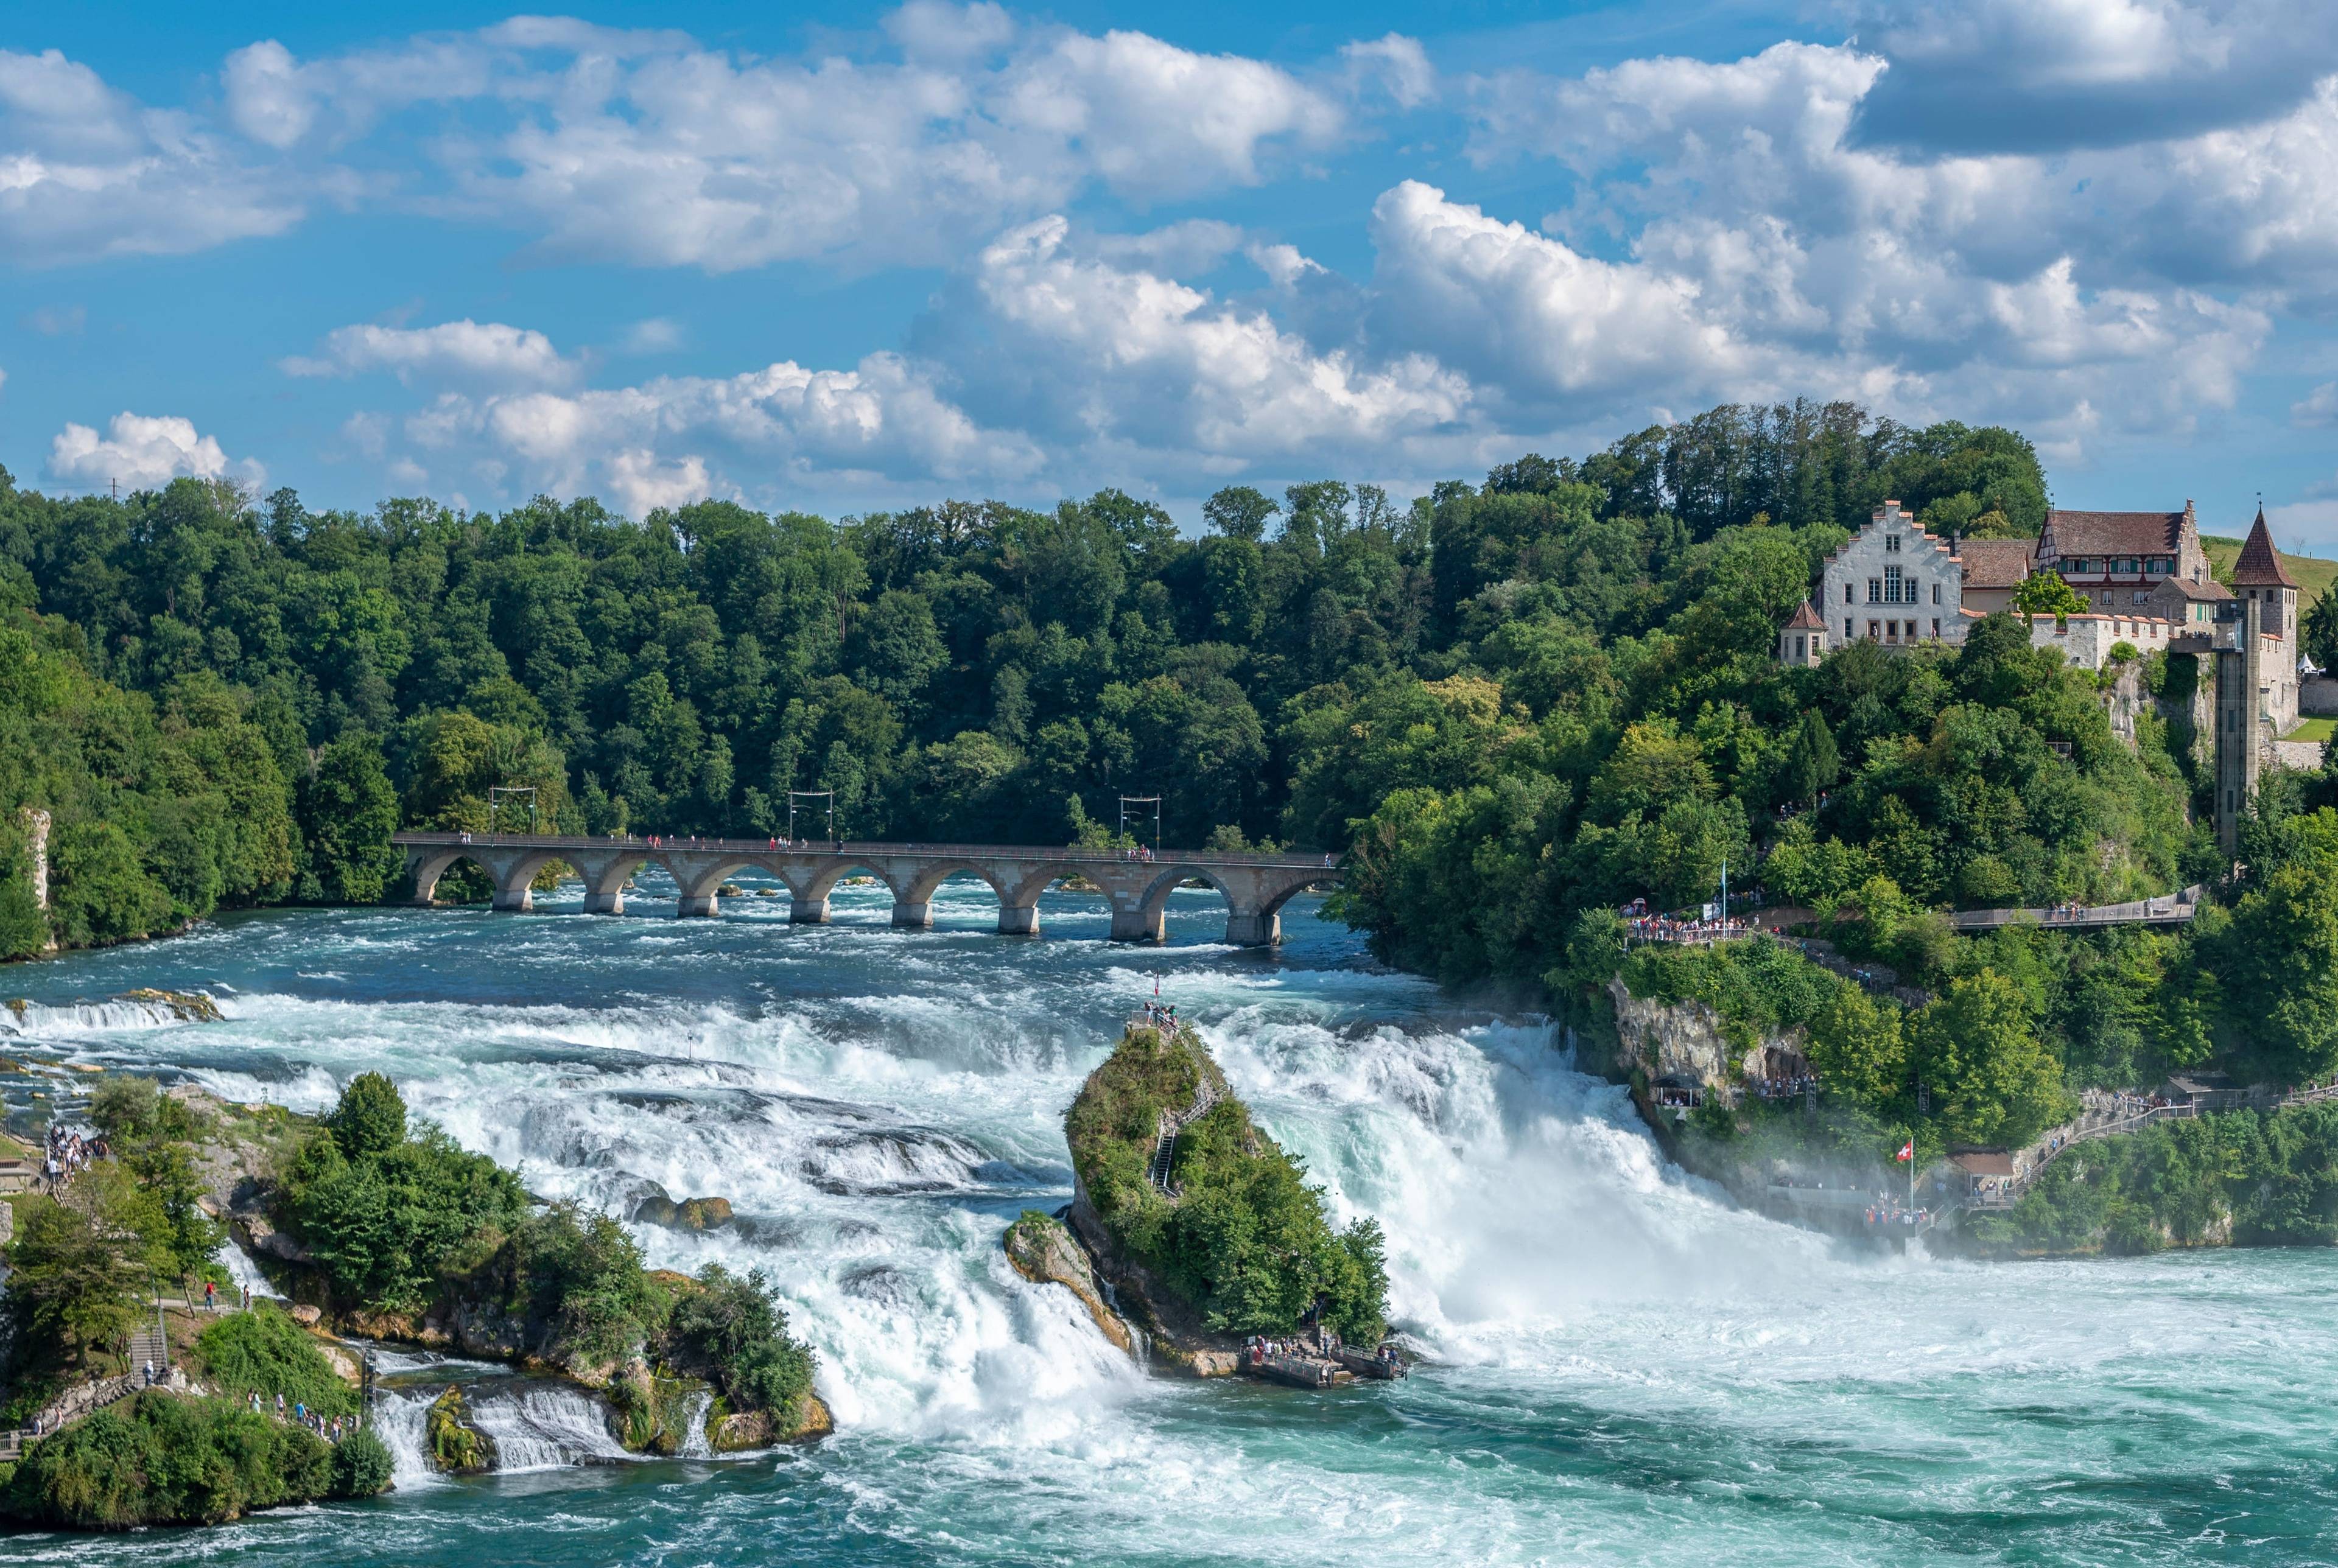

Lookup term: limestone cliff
[1003,1209,1135,1355]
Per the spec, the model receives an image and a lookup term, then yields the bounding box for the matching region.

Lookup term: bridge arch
[407,845,567,911]
[1111,863,1330,946]
[790,860,916,926]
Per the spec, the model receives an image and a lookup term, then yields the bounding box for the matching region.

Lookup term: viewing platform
[390,832,1341,947]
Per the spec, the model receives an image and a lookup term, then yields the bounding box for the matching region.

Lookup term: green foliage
[1912,970,2071,1150]
[330,1427,394,1498]
[1,1391,333,1528]
[1065,1026,1389,1343]
[2209,808,2338,1082]
[1969,1104,2338,1255]
[2013,571,2090,629]
[500,1201,666,1371]
[298,732,401,901]
[662,1264,816,1420]
[1,1195,149,1390]
[328,1071,407,1160]
[281,1083,525,1315]
[191,1304,357,1418]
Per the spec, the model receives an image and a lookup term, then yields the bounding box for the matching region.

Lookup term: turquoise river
[2,875,2334,1566]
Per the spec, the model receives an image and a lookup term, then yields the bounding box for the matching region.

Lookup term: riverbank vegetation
[0,1389,387,1529]
[1066,1024,1388,1343]
[1,1071,820,1477]
[275,1074,818,1432]
[1964,1102,2338,1256]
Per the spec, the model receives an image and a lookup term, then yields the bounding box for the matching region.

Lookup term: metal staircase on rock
[127,1318,170,1379]
[1146,1071,1221,1201]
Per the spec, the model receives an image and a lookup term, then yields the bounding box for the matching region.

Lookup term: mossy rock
[709,1391,832,1451]
[426,1387,496,1474]
[115,988,223,1023]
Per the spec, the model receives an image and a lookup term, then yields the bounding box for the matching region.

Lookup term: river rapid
[4,875,2335,1566]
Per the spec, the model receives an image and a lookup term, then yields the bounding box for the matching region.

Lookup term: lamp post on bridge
[1118,795,1161,853]
[789,789,836,847]
[488,785,538,836]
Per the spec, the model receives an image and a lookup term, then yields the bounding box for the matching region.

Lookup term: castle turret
[1778,600,1827,668]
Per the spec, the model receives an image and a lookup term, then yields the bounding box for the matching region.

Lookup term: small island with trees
[1009,1014,1394,1386]
[0,1070,823,1531]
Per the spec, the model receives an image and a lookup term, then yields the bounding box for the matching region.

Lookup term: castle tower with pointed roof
[1778,600,1827,667]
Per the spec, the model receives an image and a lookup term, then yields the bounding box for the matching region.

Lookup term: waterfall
[466,1384,631,1472]
[212,1235,281,1300]
[370,1390,442,1489]
[679,1390,714,1458]
[1097,1277,1148,1369]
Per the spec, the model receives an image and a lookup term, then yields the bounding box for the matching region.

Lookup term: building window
[1931,617,1941,639]
[1867,620,1880,640]
[1794,635,1805,658]
[1868,578,1882,603]
[1932,582,1942,605]
[2114,557,2135,573]
[2132,591,2149,606]
[1884,565,1904,601]
[1886,533,1902,553]
[1844,618,1853,640]
[1844,582,1854,604]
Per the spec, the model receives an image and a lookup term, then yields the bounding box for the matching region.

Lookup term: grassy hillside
[2203,534,2336,614]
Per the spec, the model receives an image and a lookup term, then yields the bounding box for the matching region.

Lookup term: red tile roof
[2043,509,2187,558]
[2154,575,2231,601]
[1783,600,1825,629]
[1957,537,2037,589]
[2232,508,2299,589]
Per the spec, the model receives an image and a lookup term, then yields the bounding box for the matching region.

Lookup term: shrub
[192,1304,357,1418]
[2,1392,332,1528]
[330,1427,394,1498]
[503,1202,666,1371]
[664,1265,815,1421]
[329,1072,408,1160]
[281,1098,525,1314]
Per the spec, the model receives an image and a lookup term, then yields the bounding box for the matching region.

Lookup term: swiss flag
[1895,1139,1914,1163]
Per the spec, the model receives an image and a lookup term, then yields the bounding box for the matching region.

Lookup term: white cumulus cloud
[47,412,263,491]
[0,47,300,265]
[281,320,580,387]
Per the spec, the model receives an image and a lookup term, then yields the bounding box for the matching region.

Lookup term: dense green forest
[0,397,2333,1122]
[0,401,2160,942]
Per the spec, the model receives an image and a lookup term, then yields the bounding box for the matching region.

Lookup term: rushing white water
[679,1390,714,1459]
[367,1388,442,1490]
[465,1384,632,1472]
[212,1236,281,1300]
[10,888,2338,1567]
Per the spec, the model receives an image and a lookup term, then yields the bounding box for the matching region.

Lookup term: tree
[4,1199,147,1376]
[298,733,402,903]
[328,1073,407,1160]
[1914,970,2068,1149]
[2217,829,2338,1081]
[1201,485,1278,542]
[2013,571,2089,631]
[1777,710,1841,807]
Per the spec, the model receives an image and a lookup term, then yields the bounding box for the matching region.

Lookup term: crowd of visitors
[1749,1074,1817,1101]
[249,1390,365,1444]
[42,1120,104,1189]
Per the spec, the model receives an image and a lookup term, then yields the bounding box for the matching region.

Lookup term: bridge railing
[388,830,1340,872]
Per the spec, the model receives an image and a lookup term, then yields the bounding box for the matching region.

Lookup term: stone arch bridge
[391,833,1341,947]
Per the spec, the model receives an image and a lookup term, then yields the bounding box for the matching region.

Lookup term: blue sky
[4,0,2336,546]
